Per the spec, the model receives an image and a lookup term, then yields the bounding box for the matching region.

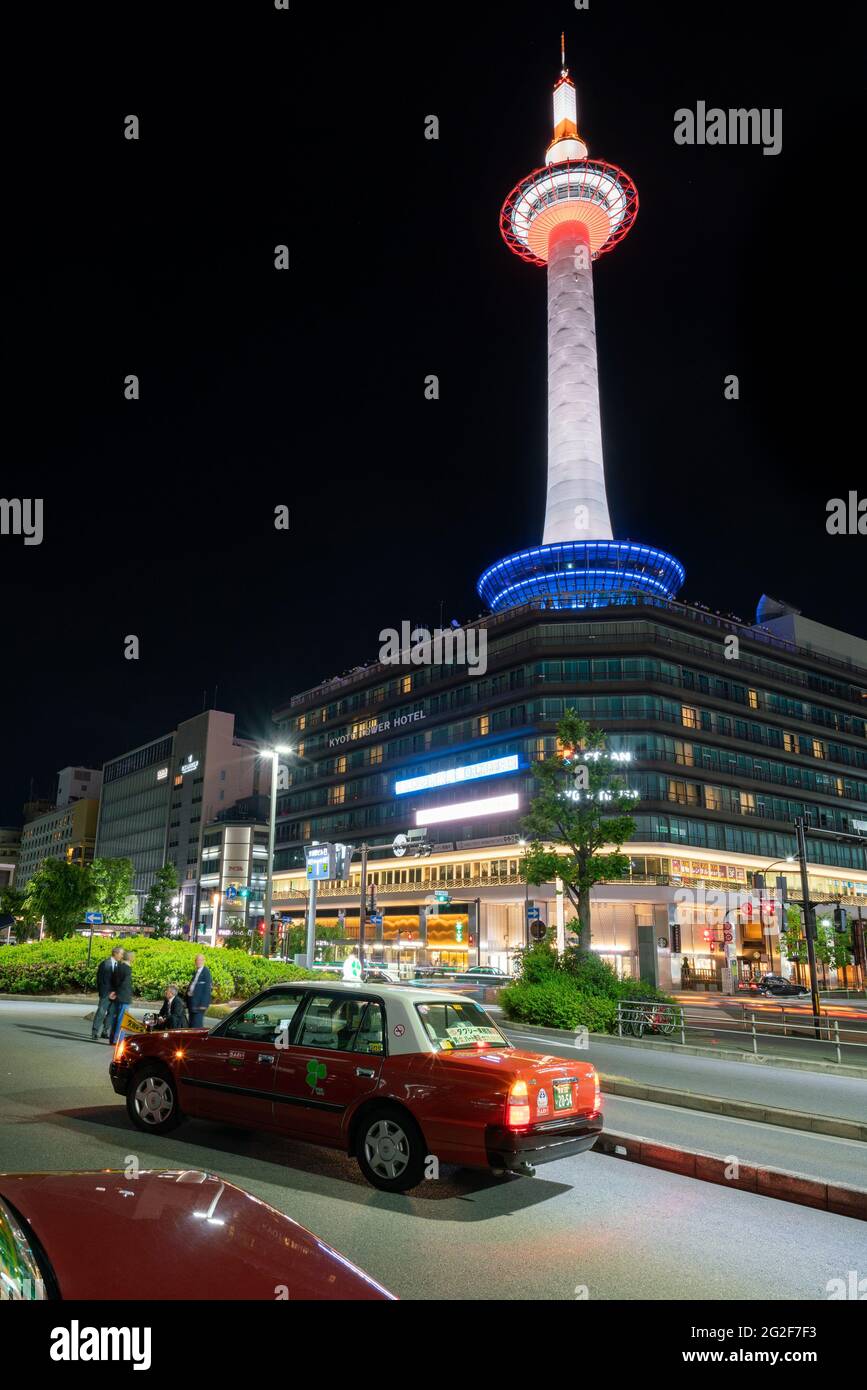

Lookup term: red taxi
[110,982,602,1193]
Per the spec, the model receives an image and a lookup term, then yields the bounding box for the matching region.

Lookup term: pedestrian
[185,953,213,1028]
[92,945,123,1042]
[109,950,135,1045]
[342,948,362,983]
[155,984,188,1030]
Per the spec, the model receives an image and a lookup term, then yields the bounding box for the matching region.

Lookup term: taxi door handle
[355,1067,376,1078]
[258,1054,275,1066]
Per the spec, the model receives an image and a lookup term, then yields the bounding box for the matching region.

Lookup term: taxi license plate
[553,1081,573,1111]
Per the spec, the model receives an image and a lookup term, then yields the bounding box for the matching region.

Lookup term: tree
[88,858,137,924]
[140,863,179,937]
[520,710,638,949]
[0,885,40,940]
[23,859,92,939]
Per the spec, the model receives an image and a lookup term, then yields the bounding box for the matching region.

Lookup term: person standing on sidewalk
[109,950,135,1044]
[92,946,123,1042]
[185,953,212,1028]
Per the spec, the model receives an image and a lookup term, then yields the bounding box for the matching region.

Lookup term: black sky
[4,0,864,823]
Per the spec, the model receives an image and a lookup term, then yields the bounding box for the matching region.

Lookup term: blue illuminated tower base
[477,540,685,613]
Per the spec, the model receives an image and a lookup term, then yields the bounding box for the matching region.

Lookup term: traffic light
[834,906,848,933]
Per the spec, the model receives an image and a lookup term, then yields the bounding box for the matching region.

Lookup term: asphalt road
[503,1026,867,1123]
[1,1002,865,1301]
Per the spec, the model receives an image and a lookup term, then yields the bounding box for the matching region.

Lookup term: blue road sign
[225,886,238,900]
[85,911,104,925]
[526,905,540,920]
[370,912,383,926]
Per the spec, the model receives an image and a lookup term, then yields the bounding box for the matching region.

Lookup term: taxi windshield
[415,1000,509,1051]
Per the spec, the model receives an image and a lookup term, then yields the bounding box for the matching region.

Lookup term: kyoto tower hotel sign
[478,42,685,613]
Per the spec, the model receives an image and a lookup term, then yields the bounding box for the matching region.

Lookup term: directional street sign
[225,885,238,900]
[85,912,103,925]
[434,890,450,904]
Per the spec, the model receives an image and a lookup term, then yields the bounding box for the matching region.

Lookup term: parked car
[0,1169,395,1300]
[757,973,810,998]
[110,982,602,1193]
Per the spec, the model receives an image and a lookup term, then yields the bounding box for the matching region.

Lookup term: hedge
[0,937,318,1002]
[499,977,619,1033]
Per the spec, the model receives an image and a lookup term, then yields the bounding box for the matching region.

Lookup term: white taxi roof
[265,978,504,1056]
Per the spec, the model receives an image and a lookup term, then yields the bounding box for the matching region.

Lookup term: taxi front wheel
[355,1106,426,1193]
[127,1065,183,1135]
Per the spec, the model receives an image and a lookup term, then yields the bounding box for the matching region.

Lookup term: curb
[598,1077,867,1143]
[594,1130,867,1221]
[500,1020,867,1079]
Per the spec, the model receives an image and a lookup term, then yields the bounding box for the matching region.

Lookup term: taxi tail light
[507,1079,531,1129]
[592,1068,601,1114]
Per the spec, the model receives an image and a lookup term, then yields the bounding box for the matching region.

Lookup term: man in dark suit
[108,950,135,1044]
[92,946,123,1042]
[186,953,213,1028]
[155,984,188,1030]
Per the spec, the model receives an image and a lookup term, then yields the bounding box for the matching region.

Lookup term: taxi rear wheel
[127,1065,183,1134]
[355,1106,426,1192]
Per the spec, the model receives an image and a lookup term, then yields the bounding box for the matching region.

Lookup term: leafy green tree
[140,863,179,937]
[24,859,92,939]
[88,858,136,924]
[520,710,637,949]
[0,885,40,940]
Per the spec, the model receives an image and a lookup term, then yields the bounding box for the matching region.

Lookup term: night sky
[5,0,863,824]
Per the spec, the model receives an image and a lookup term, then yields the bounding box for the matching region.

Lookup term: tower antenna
[560,31,567,77]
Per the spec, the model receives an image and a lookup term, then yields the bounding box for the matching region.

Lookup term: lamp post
[754,855,795,974]
[794,818,823,1036]
[260,745,291,960]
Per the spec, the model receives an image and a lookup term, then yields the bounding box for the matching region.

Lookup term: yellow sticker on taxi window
[440,1039,454,1049]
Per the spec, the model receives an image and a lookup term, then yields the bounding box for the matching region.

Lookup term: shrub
[500,977,618,1033]
[516,938,559,983]
[0,937,317,1002]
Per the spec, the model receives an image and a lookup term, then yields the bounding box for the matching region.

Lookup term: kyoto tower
[477,39,685,612]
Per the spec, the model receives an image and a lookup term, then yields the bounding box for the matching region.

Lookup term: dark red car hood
[0,1170,395,1300]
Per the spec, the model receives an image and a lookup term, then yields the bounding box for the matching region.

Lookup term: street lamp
[260,744,292,959]
[755,855,796,975]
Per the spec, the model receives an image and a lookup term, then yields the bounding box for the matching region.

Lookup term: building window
[748,688,759,710]
[740,791,756,815]
[812,739,827,760]
[328,785,345,806]
[369,744,383,766]
[479,715,490,737]
[681,705,699,730]
[336,756,347,774]
[298,714,306,731]
[401,674,412,694]
[783,732,797,754]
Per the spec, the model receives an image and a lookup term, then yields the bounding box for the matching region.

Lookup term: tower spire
[560,31,567,77]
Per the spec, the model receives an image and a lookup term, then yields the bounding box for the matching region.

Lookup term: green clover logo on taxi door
[306,1059,327,1093]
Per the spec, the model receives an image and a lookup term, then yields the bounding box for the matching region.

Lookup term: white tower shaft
[543,220,613,544]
